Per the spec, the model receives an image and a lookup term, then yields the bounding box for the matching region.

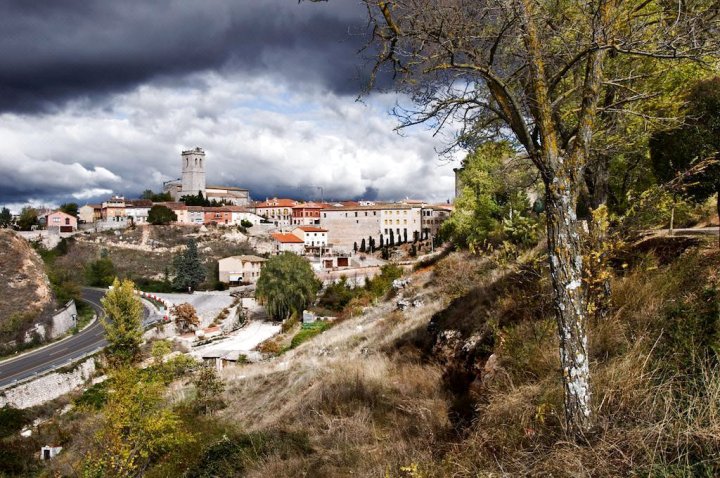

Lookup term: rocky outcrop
[0,230,54,345]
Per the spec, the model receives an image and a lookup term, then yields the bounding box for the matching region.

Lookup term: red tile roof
[271,232,304,243]
[256,198,298,208]
[296,226,327,233]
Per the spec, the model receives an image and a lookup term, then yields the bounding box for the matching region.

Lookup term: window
[373,211,377,216]
[355,212,358,217]
[403,219,407,224]
[396,219,400,225]
[365,212,368,216]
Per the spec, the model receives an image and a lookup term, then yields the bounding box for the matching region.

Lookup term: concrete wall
[0,358,95,409]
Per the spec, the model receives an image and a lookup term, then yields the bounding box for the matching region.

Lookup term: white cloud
[0,71,460,206]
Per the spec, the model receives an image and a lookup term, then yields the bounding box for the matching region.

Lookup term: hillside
[0,230,54,346]
[23,234,714,477]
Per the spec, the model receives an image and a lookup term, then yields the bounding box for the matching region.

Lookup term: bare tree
[361,0,719,438]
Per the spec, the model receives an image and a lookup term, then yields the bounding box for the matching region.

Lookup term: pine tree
[173,239,206,292]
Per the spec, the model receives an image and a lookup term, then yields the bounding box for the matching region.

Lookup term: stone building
[163,147,250,206]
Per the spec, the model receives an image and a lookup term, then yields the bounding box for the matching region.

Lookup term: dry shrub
[432,252,493,300]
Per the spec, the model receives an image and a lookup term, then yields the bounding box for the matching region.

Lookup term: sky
[0,0,459,212]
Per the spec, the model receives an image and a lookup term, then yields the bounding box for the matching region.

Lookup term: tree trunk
[716,188,720,249]
[545,174,592,437]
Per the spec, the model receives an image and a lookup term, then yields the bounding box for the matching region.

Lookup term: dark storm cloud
[0,0,373,113]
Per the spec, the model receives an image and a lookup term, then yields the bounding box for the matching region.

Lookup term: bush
[0,406,29,438]
[318,277,357,312]
[290,321,331,349]
[185,430,312,478]
[365,264,403,298]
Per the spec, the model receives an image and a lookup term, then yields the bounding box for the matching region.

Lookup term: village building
[125,199,152,225]
[78,204,101,224]
[163,147,251,206]
[422,205,453,237]
[218,255,267,285]
[291,226,328,249]
[45,210,77,232]
[187,206,205,225]
[203,206,232,226]
[379,204,423,244]
[226,206,264,226]
[270,232,305,255]
[319,205,383,253]
[255,198,298,227]
[291,202,326,226]
[101,196,127,223]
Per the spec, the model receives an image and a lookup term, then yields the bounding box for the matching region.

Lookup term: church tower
[181,147,206,197]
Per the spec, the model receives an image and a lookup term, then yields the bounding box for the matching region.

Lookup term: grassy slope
[178,238,719,477]
[35,236,720,477]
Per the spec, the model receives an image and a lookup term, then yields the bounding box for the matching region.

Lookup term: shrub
[185,430,312,478]
[0,406,29,438]
[290,321,331,349]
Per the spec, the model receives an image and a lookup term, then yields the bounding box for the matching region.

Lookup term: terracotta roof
[83,204,102,209]
[271,232,304,243]
[46,210,76,219]
[223,206,254,212]
[187,206,204,212]
[295,226,327,233]
[256,198,298,208]
[204,206,232,213]
[128,199,153,207]
[292,202,328,209]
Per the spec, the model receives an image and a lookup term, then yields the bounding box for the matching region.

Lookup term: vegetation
[101,278,144,366]
[147,204,177,225]
[16,206,38,231]
[141,189,172,202]
[193,365,226,415]
[256,252,321,321]
[172,238,206,292]
[85,252,117,288]
[650,76,720,237]
[172,302,200,334]
[81,367,193,477]
[180,191,226,207]
[59,202,79,217]
[0,206,12,227]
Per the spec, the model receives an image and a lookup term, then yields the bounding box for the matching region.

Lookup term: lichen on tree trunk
[545,171,592,437]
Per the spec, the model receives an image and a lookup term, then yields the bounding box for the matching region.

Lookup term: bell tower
[181,147,206,197]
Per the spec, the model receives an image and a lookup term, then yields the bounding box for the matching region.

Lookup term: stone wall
[0,357,95,409]
[50,300,77,339]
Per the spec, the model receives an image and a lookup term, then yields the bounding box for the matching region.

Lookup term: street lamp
[71,313,78,330]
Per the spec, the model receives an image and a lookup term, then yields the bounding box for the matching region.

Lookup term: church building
[163,147,250,206]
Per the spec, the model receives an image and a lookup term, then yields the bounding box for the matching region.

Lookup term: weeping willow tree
[256,253,322,321]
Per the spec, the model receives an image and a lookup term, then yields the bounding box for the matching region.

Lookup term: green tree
[443,142,539,251]
[650,77,720,244]
[82,366,192,477]
[101,279,144,366]
[193,365,226,415]
[85,255,117,287]
[360,0,719,437]
[256,253,321,321]
[147,205,177,225]
[0,207,12,228]
[16,207,38,231]
[59,202,79,217]
[173,239,205,292]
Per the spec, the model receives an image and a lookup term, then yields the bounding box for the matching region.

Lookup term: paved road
[0,288,108,388]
